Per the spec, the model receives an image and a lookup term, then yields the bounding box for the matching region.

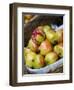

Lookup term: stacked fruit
[24,25,63,69]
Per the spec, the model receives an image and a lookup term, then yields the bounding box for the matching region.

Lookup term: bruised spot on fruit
[32,59,34,62]
[53,41,58,45]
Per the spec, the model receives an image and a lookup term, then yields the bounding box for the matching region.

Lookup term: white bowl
[26,58,63,74]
